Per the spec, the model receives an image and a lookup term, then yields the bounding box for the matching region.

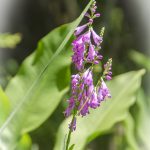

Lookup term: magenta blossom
[82,69,93,86]
[97,80,111,102]
[87,44,96,62]
[75,24,88,36]
[64,97,75,117]
[82,30,91,43]
[71,74,80,95]
[91,28,103,46]
[64,0,112,133]
[89,90,100,109]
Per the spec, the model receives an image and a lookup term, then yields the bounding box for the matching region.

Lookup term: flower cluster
[72,1,103,71]
[64,0,112,132]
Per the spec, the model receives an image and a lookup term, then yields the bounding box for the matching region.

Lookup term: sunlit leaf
[123,113,139,150]
[0,86,10,126]
[0,1,93,149]
[136,90,150,150]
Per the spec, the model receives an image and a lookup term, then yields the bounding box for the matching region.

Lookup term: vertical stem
[65,112,76,150]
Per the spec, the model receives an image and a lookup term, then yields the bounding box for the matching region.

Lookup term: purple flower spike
[75,24,88,36]
[91,28,102,45]
[97,80,111,102]
[64,0,112,133]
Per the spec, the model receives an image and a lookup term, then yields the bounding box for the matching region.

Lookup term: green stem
[65,112,76,150]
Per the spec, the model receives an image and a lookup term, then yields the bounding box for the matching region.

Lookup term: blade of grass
[0,0,93,136]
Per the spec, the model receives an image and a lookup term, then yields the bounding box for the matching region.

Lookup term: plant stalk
[65,112,76,150]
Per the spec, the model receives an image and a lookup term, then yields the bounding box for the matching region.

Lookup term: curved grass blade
[0,0,93,148]
[0,0,93,137]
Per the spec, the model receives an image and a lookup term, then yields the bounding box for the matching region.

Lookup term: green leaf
[0,1,93,149]
[0,87,30,150]
[0,86,10,126]
[136,90,150,150]
[123,113,139,150]
[54,69,145,150]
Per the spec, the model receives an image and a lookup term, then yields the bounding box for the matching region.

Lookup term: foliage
[136,90,150,150]
[0,33,21,48]
[0,0,148,149]
[54,70,145,150]
[0,1,93,149]
[0,86,10,126]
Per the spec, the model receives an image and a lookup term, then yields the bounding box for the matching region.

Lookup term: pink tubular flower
[71,74,80,95]
[74,24,88,36]
[94,13,101,17]
[87,44,96,62]
[85,12,90,18]
[82,69,93,86]
[64,97,75,117]
[72,33,86,48]
[89,90,99,109]
[91,28,103,45]
[82,30,91,43]
[97,80,111,102]
[106,75,112,81]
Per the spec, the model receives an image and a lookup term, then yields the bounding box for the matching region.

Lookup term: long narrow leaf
[0,1,93,149]
[0,86,10,126]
